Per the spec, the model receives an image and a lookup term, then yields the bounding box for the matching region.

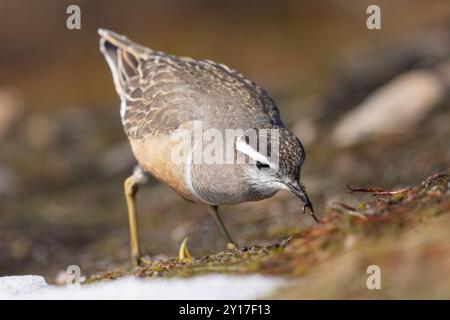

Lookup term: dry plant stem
[334,202,357,211]
[334,202,368,220]
[346,184,410,196]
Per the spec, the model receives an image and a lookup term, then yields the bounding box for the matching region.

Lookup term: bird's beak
[287,182,320,223]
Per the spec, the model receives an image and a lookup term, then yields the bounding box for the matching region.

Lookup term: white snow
[0,276,48,297]
[0,274,285,300]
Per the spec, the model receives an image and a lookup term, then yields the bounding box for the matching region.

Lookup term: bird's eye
[256,161,270,169]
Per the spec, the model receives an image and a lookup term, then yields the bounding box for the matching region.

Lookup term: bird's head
[236,126,318,222]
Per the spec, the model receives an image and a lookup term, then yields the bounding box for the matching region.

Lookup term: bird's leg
[123,167,148,267]
[207,205,238,250]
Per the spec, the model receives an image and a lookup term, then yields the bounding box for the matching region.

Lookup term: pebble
[332,70,445,147]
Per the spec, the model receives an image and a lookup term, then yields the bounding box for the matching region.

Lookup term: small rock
[292,118,317,147]
[332,70,445,148]
[55,270,85,286]
[343,235,357,250]
[0,88,25,139]
[0,165,20,196]
[436,59,450,89]
[23,113,58,147]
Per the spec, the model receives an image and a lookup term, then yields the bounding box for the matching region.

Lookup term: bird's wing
[184,58,285,129]
[99,29,206,138]
[99,29,284,140]
[254,86,285,128]
[98,28,151,97]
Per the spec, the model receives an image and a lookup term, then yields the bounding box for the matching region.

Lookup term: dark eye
[256,161,270,169]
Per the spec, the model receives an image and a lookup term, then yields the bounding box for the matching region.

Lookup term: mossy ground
[85,169,450,298]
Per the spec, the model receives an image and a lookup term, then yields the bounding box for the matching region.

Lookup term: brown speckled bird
[98,29,317,266]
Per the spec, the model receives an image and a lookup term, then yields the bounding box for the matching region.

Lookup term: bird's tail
[98,29,151,96]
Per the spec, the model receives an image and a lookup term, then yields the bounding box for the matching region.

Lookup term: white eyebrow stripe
[236,139,277,169]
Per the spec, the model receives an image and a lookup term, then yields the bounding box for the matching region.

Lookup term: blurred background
[0,0,449,281]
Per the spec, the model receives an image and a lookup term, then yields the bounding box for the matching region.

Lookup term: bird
[98,29,318,266]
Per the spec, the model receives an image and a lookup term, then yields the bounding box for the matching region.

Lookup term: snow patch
[0,276,48,297]
[0,274,285,300]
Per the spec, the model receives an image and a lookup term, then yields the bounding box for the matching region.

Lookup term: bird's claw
[138,255,152,267]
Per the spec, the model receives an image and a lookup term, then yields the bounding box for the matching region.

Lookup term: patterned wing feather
[99,29,284,140]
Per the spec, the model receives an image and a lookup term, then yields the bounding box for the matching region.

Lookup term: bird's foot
[131,252,151,268]
[137,255,152,267]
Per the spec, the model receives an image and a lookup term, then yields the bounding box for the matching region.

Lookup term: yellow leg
[124,174,143,267]
[208,205,238,250]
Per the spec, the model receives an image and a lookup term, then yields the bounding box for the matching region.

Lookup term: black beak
[287,182,320,223]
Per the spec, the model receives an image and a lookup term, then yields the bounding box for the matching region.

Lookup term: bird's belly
[128,136,199,202]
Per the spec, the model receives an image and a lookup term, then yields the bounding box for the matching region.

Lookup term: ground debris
[86,168,450,288]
